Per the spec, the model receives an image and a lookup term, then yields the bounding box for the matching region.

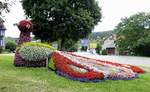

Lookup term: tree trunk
[60,39,66,51]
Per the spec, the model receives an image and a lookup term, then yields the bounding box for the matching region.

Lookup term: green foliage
[0,46,3,53]
[96,43,102,54]
[58,39,78,51]
[4,37,16,43]
[1,54,150,92]
[22,42,56,50]
[102,49,107,55]
[0,1,9,15]
[5,37,16,52]
[81,46,88,51]
[67,45,78,52]
[5,41,16,52]
[48,58,56,70]
[22,0,102,50]
[115,12,150,56]
[19,42,55,61]
[0,0,16,21]
[2,49,10,54]
[19,46,50,61]
[90,31,114,40]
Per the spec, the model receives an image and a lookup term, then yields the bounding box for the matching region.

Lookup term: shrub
[96,43,102,54]
[5,41,16,52]
[19,42,55,61]
[58,39,78,51]
[66,43,78,52]
[0,46,3,53]
[81,46,88,51]
[21,42,55,49]
[102,49,107,55]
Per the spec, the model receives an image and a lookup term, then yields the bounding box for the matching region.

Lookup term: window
[0,30,5,36]
[0,39,4,46]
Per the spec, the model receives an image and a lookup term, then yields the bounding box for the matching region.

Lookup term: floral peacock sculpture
[14,20,145,82]
[14,20,32,66]
[14,20,49,67]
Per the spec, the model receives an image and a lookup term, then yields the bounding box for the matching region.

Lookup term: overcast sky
[2,0,150,37]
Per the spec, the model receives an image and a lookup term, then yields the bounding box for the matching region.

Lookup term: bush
[102,49,107,55]
[0,46,3,53]
[19,42,55,61]
[66,43,78,52]
[58,39,78,52]
[5,41,16,52]
[81,46,88,51]
[96,43,102,54]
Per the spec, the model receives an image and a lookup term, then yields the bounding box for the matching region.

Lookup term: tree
[0,0,8,22]
[0,1,9,14]
[115,12,150,56]
[5,37,16,52]
[0,0,16,22]
[22,0,102,50]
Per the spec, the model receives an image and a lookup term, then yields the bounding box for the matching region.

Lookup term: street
[75,52,150,67]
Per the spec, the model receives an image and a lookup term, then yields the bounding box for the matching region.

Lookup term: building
[102,34,118,55]
[0,22,6,47]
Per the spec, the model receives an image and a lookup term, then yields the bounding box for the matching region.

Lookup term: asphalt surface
[75,52,150,67]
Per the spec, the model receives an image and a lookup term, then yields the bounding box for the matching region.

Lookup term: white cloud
[94,0,150,32]
[3,0,150,37]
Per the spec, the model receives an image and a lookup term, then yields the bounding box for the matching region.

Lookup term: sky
[2,0,150,37]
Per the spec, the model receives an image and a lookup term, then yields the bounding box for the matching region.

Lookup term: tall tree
[0,0,16,22]
[115,12,150,56]
[0,0,8,22]
[0,1,8,14]
[22,0,102,50]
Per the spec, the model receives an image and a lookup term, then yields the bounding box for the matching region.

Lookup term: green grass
[0,54,150,92]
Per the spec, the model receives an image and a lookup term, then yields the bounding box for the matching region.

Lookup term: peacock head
[17,20,32,32]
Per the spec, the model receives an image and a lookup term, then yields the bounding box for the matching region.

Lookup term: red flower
[51,52,145,81]
[52,52,104,80]
[18,20,32,32]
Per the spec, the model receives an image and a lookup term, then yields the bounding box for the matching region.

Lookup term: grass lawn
[0,54,150,92]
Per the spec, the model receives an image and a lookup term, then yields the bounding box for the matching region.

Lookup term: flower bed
[51,51,145,82]
[14,42,55,67]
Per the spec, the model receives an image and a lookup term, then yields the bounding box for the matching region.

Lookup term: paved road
[75,52,150,67]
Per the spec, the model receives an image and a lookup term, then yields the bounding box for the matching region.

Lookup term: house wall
[102,34,118,55]
[0,25,5,47]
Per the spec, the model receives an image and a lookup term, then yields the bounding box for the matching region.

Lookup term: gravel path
[75,52,150,67]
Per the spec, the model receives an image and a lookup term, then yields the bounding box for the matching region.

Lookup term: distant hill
[90,30,115,40]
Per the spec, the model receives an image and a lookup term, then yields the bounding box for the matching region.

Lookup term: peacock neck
[18,31,31,45]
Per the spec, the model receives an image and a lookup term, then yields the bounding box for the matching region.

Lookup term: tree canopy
[115,12,150,56]
[0,0,16,22]
[0,1,8,22]
[0,1,9,14]
[22,0,102,50]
